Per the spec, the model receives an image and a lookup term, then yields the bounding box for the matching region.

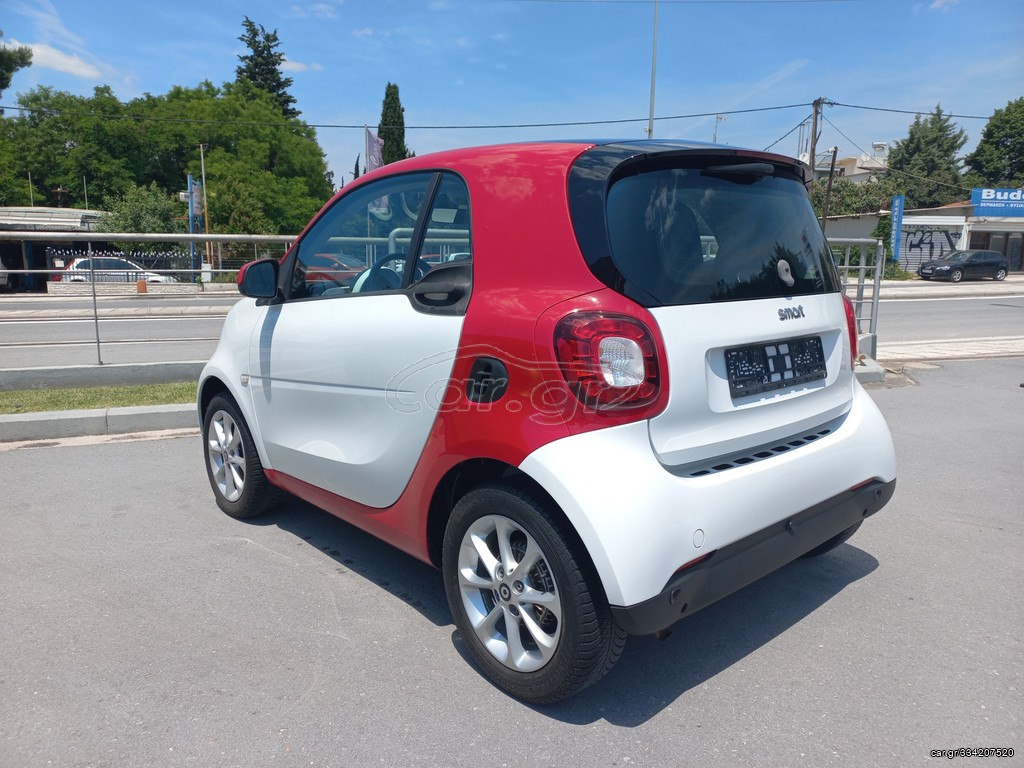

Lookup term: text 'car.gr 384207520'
[198,139,896,704]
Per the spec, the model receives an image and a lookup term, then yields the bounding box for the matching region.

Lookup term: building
[823,188,1024,272]
[0,206,105,292]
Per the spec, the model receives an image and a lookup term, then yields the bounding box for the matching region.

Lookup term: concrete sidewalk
[1,276,1021,444]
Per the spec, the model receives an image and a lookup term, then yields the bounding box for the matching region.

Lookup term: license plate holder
[725,336,826,399]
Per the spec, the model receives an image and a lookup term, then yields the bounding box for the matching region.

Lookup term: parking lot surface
[1,358,1020,767]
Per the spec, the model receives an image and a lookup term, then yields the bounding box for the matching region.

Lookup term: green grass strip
[0,381,197,415]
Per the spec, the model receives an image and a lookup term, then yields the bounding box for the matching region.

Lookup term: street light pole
[199,144,212,274]
[646,0,659,138]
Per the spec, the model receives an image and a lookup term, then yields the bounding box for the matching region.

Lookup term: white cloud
[7,39,101,78]
[281,58,324,73]
[929,0,961,8]
[290,2,340,19]
[11,0,85,50]
[353,28,374,38]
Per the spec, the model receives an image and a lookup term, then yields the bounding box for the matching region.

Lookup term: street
[1,357,1020,767]
[1,287,1023,370]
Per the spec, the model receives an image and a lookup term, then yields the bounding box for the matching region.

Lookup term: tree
[235,17,298,118]
[0,28,32,104]
[964,98,1024,188]
[95,182,184,234]
[3,82,332,232]
[378,82,414,165]
[883,105,968,209]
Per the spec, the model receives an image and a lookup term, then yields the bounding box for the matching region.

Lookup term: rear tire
[994,268,1007,281]
[203,394,281,519]
[800,522,862,558]
[442,484,626,703]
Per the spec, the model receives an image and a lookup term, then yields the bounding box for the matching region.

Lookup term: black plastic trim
[611,478,896,636]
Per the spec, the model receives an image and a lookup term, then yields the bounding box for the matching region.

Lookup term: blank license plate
[725,336,826,398]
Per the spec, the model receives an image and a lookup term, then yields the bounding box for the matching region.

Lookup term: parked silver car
[57,256,177,283]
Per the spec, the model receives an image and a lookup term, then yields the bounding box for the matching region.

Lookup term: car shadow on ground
[534,544,879,725]
[240,496,878,726]
[239,496,451,627]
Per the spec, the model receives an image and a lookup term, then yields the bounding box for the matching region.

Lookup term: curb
[0,361,206,392]
[0,403,196,443]
[0,363,888,443]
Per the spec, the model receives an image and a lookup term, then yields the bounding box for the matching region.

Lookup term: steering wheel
[352,253,428,293]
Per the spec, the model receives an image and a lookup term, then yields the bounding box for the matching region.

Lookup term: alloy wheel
[207,409,246,502]
[456,513,563,673]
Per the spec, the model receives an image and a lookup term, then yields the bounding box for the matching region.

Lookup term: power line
[0,101,812,131]
[830,101,989,121]
[763,113,812,151]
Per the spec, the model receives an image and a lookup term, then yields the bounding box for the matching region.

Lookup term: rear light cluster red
[842,294,859,368]
[554,312,661,411]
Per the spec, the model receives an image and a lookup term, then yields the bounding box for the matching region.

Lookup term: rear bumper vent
[672,416,845,479]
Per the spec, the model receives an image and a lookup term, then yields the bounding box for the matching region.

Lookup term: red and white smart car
[198,140,896,703]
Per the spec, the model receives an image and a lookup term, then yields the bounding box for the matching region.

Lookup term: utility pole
[820,146,839,233]
[646,0,659,138]
[808,97,823,178]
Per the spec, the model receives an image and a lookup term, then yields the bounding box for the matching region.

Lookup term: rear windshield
[600,161,839,306]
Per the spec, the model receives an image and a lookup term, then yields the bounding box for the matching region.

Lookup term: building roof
[0,207,105,232]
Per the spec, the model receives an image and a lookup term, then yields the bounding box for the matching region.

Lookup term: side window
[287,172,434,299]
[418,173,472,266]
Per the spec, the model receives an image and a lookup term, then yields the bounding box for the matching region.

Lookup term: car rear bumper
[610,477,896,635]
[519,383,896,610]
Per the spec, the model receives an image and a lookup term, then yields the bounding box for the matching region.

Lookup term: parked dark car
[918,250,1009,282]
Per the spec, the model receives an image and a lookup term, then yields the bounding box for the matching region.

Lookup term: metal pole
[85,220,103,365]
[646,0,658,138]
[820,146,838,233]
[200,144,212,270]
[187,174,196,271]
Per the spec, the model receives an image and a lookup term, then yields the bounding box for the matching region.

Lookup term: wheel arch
[424,459,610,604]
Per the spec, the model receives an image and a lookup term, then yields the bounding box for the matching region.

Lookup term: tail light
[842,294,858,368]
[554,312,661,411]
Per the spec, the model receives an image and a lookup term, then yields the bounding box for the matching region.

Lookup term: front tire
[950,268,964,283]
[203,394,280,519]
[442,484,626,703]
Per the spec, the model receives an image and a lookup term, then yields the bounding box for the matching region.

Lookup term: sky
[2,0,1022,186]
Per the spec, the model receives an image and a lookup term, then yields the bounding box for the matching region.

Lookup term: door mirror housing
[238,259,280,301]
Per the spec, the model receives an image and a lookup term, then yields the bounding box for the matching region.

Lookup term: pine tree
[964,98,1024,188]
[0,28,33,106]
[378,82,414,165]
[884,105,967,209]
[235,17,298,118]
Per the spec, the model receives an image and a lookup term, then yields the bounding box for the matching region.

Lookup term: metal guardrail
[1,229,887,359]
[830,237,885,359]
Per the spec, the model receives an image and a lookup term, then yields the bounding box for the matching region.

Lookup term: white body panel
[520,383,895,608]
[245,294,464,508]
[647,293,853,467]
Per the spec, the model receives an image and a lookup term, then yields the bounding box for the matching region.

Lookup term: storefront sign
[970,188,1024,217]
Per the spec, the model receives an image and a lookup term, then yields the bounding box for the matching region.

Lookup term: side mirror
[238,259,280,300]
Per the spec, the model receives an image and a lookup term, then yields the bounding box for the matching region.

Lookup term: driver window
[287,172,434,299]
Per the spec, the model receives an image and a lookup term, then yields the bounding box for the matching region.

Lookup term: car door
[247,171,473,508]
[964,252,986,279]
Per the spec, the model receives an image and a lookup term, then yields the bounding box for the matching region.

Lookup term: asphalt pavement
[1,276,1022,444]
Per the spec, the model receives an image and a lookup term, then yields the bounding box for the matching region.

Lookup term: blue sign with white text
[970,188,1024,217]
[890,195,905,262]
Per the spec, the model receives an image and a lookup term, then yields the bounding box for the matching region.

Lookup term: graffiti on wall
[900,227,962,269]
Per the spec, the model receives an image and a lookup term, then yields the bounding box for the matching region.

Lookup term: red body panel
[262,142,667,563]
